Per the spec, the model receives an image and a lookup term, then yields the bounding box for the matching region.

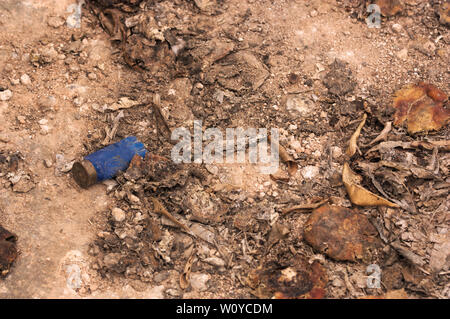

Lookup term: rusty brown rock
[303,205,381,262]
[0,225,18,277]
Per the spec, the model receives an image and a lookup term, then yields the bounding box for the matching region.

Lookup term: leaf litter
[78,0,450,299]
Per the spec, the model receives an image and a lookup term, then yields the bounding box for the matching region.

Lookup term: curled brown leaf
[346,113,367,157]
[342,162,399,208]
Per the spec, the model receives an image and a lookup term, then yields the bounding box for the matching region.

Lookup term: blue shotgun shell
[72,136,147,188]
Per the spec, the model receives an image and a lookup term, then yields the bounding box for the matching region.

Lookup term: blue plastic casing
[84,136,147,181]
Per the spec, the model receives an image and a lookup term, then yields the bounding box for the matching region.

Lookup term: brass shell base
[72,160,97,188]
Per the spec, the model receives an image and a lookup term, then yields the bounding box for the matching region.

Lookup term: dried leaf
[268,135,297,177]
[279,143,298,176]
[303,205,382,262]
[393,82,450,134]
[180,248,196,290]
[364,121,392,147]
[391,241,425,267]
[149,197,196,238]
[346,113,367,157]
[367,140,450,154]
[357,162,417,213]
[266,223,290,251]
[342,162,399,207]
[282,198,329,215]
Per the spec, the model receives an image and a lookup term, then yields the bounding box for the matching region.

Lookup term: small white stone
[38,119,48,125]
[20,74,31,86]
[0,90,12,101]
[205,164,219,175]
[391,23,403,33]
[111,207,126,222]
[312,150,321,158]
[128,193,141,204]
[44,159,53,168]
[47,16,65,28]
[40,125,50,135]
[73,97,84,106]
[332,146,343,159]
[301,165,320,180]
[17,116,26,124]
[396,48,408,60]
[310,10,318,17]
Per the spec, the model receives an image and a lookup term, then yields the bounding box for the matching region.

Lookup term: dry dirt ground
[0,0,449,299]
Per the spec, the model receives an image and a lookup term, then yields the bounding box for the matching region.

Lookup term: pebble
[69,65,80,73]
[396,48,408,60]
[190,273,210,292]
[111,207,126,222]
[0,89,12,101]
[332,146,343,159]
[47,16,65,28]
[310,10,318,17]
[205,164,219,175]
[289,140,302,153]
[286,95,315,118]
[153,271,170,284]
[414,40,436,56]
[17,116,26,124]
[88,73,97,80]
[128,193,141,204]
[301,165,320,180]
[102,179,118,194]
[20,74,31,86]
[91,103,107,113]
[332,277,344,287]
[40,45,58,63]
[165,288,181,297]
[43,159,53,168]
[391,23,403,33]
[73,97,84,106]
[40,125,50,135]
[145,285,165,299]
